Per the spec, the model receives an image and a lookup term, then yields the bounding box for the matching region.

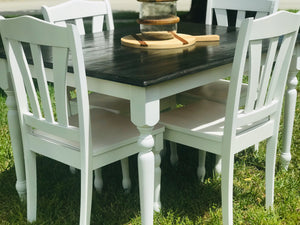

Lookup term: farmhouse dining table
[0,21,299,224]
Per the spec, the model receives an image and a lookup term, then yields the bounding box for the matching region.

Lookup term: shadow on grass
[159,144,222,221]
[0,156,141,225]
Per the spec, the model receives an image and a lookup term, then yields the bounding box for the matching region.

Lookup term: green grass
[0,13,299,224]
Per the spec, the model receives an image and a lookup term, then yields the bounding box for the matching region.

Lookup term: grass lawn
[0,12,300,225]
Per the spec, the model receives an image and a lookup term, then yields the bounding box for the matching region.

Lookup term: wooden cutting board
[121,32,220,49]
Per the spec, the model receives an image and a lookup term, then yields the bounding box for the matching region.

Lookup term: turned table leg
[0,60,26,200]
[137,125,154,225]
[130,89,160,225]
[281,50,299,170]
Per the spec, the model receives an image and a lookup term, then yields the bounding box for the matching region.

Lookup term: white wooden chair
[0,15,164,224]
[173,0,279,171]
[42,0,132,193]
[160,11,300,225]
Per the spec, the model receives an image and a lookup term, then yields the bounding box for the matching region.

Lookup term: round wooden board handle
[194,35,220,42]
[137,16,180,25]
[121,33,220,49]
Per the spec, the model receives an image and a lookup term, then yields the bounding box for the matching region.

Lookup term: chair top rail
[0,16,70,47]
[210,0,274,13]
[206,0,278,26]
[41,0,109,22]
[41,0,114,34]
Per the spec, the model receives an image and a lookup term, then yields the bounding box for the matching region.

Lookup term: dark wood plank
[81,23,238,86]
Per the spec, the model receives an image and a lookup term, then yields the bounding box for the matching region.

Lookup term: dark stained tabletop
[81,23,239,87]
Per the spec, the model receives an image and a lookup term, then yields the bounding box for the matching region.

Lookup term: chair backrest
[0,16,90,157]
[41,0,114,35]
[224,11,300,150]
[206,0,279,27]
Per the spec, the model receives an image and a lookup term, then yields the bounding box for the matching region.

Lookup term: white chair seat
[178,79,248,106]
[71,92,174,115]
[161,100,226,140]
[34,108,163,156]
[69,92,130,115]
[161,99,273,148]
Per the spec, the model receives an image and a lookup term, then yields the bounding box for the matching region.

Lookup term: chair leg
[121,158,131,193]
[94,168,103,193]
[24,149,37,222]
[265,135,278,209]
[79,169,93,225]
[169,142,179,166]
[197,150,206,182]
[221,153,234,225]
[215,155,222,177]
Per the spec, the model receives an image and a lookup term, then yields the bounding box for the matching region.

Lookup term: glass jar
[137,0,179,40]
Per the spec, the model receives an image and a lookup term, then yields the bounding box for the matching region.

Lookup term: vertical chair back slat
[52,47,69,126]
[244,40,262,113]
[74,18,85,34]
[93,16,104,33]
[10,40,42,119]
[214,9,228,26]
[30,43,55,123]
[255,37,279,108]
[236,10,246,27]
[103,0,114,30]
[265,33,296,104]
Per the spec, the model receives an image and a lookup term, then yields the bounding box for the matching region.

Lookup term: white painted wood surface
[0,15,164,224]
[160,11,300,225]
